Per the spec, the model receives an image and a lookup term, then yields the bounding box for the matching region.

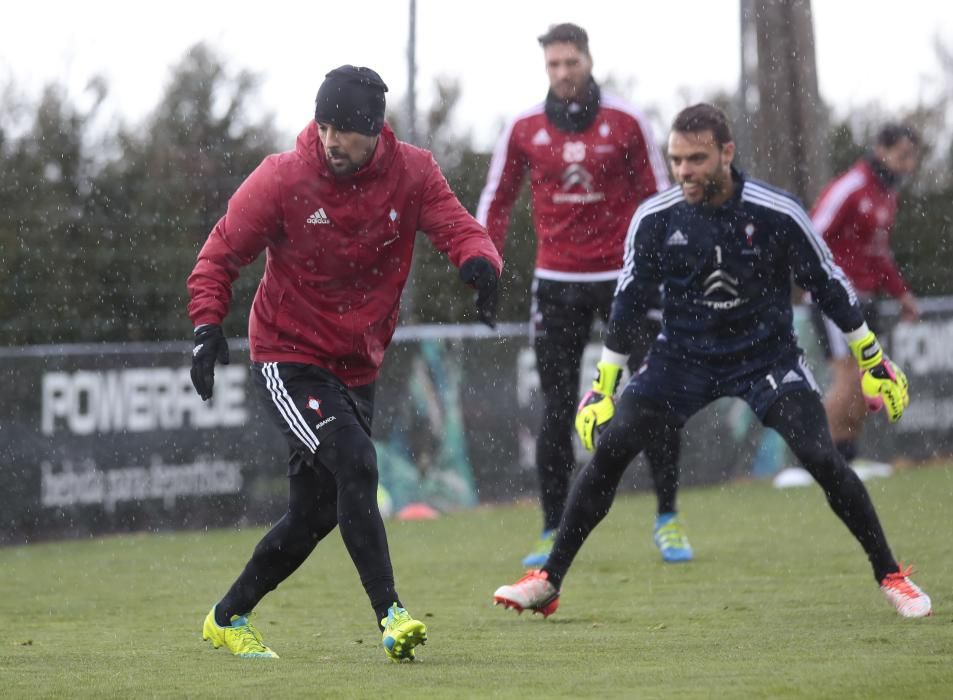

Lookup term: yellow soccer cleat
[202,607,279,658]
[380,603,428,662]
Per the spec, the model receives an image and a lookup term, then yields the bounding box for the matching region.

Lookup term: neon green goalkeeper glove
[848,330,910,422]
[575,360,623,451]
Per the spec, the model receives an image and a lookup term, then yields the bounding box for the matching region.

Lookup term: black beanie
[314,65,388,136]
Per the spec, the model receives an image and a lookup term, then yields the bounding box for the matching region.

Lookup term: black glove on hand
[190,324,230,401]
[459,257,499,328]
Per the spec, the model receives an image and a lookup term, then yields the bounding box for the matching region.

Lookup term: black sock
[536,433,574,532]
[215,471,338,630]
[647,448,679,516]
[541,566,564,591]
[214,603,234,627]
[376,599,404,631]
[875,561,900,583]
[642,408,681,515]
[765,394,896,583]
[835,440,858,464]
[317,426,403,632]
[543,398,665,591]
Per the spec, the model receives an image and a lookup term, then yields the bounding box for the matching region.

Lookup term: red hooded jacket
[810,158,907,298]
[187,122,502,386]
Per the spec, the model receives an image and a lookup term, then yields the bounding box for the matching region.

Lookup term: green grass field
[2,465,952,699]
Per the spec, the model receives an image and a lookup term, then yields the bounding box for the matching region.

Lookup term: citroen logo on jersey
[561,163,594,191]
[307,208,330,225]
[553,163,604,204]
[696,245,748,309]
[703,270,740,297]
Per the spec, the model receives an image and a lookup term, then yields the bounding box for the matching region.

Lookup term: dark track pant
[217,364,400,630]
[533,278,681,531]
[543,390,898,589]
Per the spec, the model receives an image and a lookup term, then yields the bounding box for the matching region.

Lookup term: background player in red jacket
[188,65,502,662]
[811,124,921,468]
[477,23,691,566]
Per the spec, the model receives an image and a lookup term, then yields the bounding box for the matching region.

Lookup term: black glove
[190,324,230,401]
[459,257,499,328]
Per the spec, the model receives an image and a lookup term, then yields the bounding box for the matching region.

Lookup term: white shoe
[772,467,814,489]
[493,569,560,617]
[880,565,932,618]
[850,459,894,481]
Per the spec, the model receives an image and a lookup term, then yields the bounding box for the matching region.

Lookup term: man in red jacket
[188,65,502,662]
[477,23,691,567]
[811,124,921,469]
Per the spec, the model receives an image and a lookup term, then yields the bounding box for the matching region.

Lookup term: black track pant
[533,278,681,531]
[543,389,898,589]
[216,425,399,629]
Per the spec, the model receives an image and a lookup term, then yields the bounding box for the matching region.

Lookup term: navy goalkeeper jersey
[607,169,864,365]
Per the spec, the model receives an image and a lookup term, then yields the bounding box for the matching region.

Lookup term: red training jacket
[476,94,669,281]
[810,158,907,298]
[187,122,502,386]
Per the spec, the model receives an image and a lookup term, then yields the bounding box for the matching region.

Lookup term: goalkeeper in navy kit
[493,103,932,620]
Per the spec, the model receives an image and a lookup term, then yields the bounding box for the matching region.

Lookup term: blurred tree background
[1,40,951,346]
[0,44,277,345]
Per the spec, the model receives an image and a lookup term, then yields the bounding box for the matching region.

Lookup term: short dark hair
[538,23,590,55]
[671,103,733,146]
[877,123,921,149]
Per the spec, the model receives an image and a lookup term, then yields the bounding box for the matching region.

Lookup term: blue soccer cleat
[653,513,694,563]
[521,529,556,568]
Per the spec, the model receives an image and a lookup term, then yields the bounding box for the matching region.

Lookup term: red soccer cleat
[880,564,933,618]
[493,569,560,617]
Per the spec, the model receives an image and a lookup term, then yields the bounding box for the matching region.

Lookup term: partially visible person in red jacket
[811,123,921,469]
[188,65,501,663]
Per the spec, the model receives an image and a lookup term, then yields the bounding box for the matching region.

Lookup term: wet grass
[2,464,952,698]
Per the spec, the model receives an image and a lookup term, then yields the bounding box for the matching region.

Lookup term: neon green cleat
[380,603,428,662]
[202,607,279,658]
[653,513,694,563]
